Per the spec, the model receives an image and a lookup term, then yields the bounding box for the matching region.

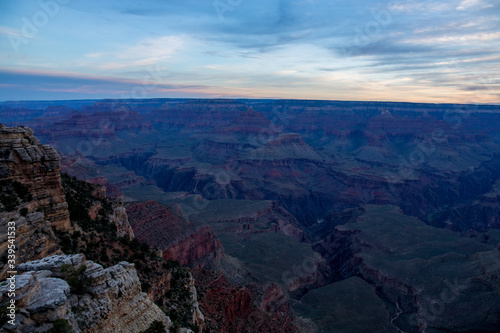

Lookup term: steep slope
[0,125,70,230]
[126,200,222,266]
[59,174,204,332]
[311,205,500,332]
[0,126,204,332]
[123,200,306,332]
[0,125,70,280]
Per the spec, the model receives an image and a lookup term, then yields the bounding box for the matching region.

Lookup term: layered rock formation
[150,99,248,129]
[82,180,134,239]
[110,204,135,239]
[59,175,204,332]
[126,200,222,265]
[192,265,301,333]
[0,125,70,231]
[4,99,500,332]
[0,126,204,332]
[0,125,70,279]
[0,254,171,333]
[0,211,61,281]
[311,205,500,332]
[124,199,303,332]
[190,200,307,242]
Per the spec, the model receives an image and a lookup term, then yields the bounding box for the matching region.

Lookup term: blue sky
[0,0,499,103]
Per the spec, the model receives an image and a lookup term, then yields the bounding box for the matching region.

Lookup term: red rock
[192,268,299,333]
[126,200,222,265]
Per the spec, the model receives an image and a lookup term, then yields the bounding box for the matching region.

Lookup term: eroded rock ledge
[0,254,172,333]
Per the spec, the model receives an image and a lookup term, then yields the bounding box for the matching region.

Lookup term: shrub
[140,320,166,333]
[60,264,89,295]
[48,318,73,333]
[20,207,29,216]
[163,260,180,270]
[0,305,8,327]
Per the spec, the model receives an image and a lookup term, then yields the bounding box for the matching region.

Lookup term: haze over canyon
[1,98,499,332]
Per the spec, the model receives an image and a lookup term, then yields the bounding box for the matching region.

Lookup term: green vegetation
[139,320,166,333]
[159,266,200,333]
[47,318,73,333]
[61,173,115,235]
[0,305,8,327]
[60,264,89,295]
[59,173,201,331]
[163,259,181,270]
[20,207,28,216]
[293,277,398,333]
[0,180,32,212]
[218,232,316,284]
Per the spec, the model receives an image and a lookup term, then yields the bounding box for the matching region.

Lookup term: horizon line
[1,97,499,107]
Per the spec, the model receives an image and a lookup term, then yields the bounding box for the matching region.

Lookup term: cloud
[407,31,500,43]
[389,1,454,13]
[0,26,21,36]
[1,1,499,104]
[0,68,218,100]
[85,35,188,70]
[118,36,185,61]
[457,0,493,10]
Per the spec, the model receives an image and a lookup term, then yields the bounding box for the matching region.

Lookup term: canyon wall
[0,125,71,279]
[126,200,222,266]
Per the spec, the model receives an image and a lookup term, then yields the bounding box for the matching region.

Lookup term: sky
[0,0,499,103]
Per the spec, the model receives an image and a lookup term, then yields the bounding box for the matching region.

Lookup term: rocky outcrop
[210,201,307,242]
[60,174,206,331]
[0,125,70,231]
[0,211,61,281]
[222,107,278,135]
[0,125,70,279]
[0,254,171,333]
[162,225,221,266]
[126,200,222,265]
[192,267,299,333]
[110,204,135,239]
[0,127,204,332]
[61,172,135,241]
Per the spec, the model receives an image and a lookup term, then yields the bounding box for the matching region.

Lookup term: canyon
[0,126,204,332]
[2,98,500,332]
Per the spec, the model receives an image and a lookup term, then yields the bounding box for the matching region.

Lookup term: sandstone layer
[126,200,222,265]
[0,254,171,333]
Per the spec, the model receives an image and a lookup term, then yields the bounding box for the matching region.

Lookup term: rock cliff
[0,125,70,231]
[0,126,204,332]
[191,200,307,243]
[0,125,70,279]
[0,254,171,333]
[312,205,500,332]
[126,200,222,266]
